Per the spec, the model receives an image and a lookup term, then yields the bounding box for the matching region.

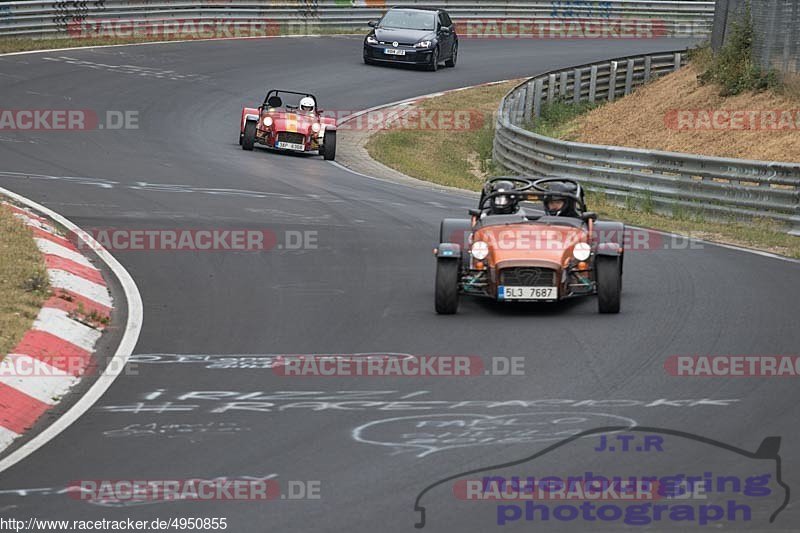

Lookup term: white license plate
[385,48,406,56]
[276,141,305,151]
[499,286,557,300]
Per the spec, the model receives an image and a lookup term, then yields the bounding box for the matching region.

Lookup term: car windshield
[380,10,436,31]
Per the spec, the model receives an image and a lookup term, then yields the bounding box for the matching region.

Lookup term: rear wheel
[242,120,256,151]
[427,47,439,72]
[435,259,459,314]
[322,130,337,161]
[445,43,458,68]
[596,256,622,314]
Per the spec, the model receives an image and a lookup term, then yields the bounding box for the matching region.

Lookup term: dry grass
[366,81,519,190]
[570,64,800,162]
[0,205,49,357]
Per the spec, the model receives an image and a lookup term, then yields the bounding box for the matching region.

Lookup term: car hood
[264,111,318,133]
[473,223,586,269]
[373,27,434,45]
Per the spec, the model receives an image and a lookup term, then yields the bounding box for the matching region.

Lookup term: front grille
[277,132,306,145]
[500,267,557,287]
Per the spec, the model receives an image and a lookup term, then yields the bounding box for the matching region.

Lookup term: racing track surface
[1,36,799,532]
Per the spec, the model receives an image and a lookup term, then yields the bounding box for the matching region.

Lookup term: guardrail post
[524,80,535,121]
[673,52,682,71]
[516,90,526,124]
[644,56,652,82]
[533,78,544,119]
[608,61,618,101]
[560,71,568,97]
[547,73,556,103]
[624,59,635,95]
[573,68,582,103]
[588,65,598,103]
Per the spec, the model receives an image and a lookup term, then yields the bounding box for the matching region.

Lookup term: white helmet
[299,97,315,112]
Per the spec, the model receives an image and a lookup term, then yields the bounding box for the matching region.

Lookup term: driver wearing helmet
[299,96,316,115]
[543,182,579,217]
[483,180,521,216]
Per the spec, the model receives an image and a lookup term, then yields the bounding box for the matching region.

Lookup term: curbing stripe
[35,237,91,267]
[43,255,105,285]
[32,308,102,353]
[0,384,51,434]
[47,270,113,309]
[0,355,76,405]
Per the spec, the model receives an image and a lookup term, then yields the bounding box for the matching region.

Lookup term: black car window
[440,12,452,27]
[380,10,436,31]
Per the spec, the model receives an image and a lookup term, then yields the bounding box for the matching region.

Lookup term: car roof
[387,7,443,13]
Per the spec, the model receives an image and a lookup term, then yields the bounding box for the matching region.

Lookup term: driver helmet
[543,182,577,217]
[299,97,315,113]
[489,180,519,215]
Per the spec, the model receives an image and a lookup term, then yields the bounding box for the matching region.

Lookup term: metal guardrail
[493,51,800,235]
[0,1,715,38]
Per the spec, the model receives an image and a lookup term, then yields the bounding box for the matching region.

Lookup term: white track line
[0,186,143,474]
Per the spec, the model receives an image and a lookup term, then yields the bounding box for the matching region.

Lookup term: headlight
[415,40,432,48]
[573,242,591,261]
[262,116,273,127]
[366,35,378,44]
[471,241,489,260]
[311,123,321,133]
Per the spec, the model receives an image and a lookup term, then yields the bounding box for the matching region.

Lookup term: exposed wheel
[445,43,458,68]
[242,120,256,151]
[322,130,337,161]
[427,47,439,72]
[435,259,459,314]
[596,255,621,314]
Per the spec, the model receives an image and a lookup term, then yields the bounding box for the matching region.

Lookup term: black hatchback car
[363,7,458,71]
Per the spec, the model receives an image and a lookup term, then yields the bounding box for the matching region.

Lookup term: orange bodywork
[473,222,587,271]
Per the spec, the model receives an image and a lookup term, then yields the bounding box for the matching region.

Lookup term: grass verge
[0,204,50,356]
[0,28,358,55]
[366,82,800,259]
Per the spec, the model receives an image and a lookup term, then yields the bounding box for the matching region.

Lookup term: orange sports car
[434,177,624,314]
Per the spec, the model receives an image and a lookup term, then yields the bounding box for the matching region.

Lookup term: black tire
[322,130,337,161]
[238,133,243,146]
[435,259,459,314]
[596,255,622,314]
[363,55,373,65]
[242,120,256,151]
[445,43,458,68]
[427,47,439,72]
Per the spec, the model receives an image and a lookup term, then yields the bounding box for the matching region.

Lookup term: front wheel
[427,47,439,72]
[322,130,337,161]
[435,259,459,314]
[596,255,622,314]
[242,120,256,151]
[445,43,458,68]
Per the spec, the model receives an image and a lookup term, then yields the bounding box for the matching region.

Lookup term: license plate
[385,48,406,56]
[276,141,305,151]
[499,286,557,300]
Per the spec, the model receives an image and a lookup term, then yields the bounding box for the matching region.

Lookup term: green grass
[367,82,800,259]
[0,204,50,357]
[523,99,597,140]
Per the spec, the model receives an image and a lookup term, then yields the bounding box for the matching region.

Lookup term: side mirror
[368,20,378,28]
[581,212,598,222]
[468,208,481,217]
[441,26,451,34]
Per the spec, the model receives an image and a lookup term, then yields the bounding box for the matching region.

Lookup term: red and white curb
[0,202,113,449]
[0,189,141,472]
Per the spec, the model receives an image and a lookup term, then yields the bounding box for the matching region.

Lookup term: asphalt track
[0,35,799,532]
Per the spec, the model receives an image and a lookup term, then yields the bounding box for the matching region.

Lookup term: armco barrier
[0,1,714,38]
[493,50,800,235]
